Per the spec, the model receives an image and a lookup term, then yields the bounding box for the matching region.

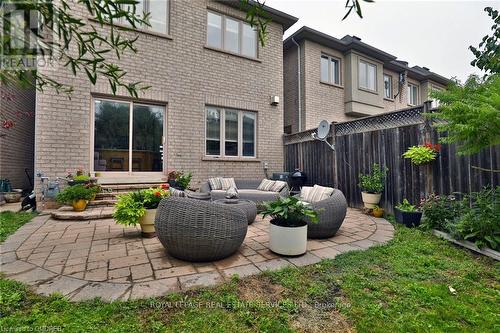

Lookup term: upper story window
[122,0,169,34]
[408,83,419,106]
[206,106,257,158]
[359,60,377,91]
[430,85,443,108]
[383,74,393,99]
[206,11,257,58]
[320,54,341,85]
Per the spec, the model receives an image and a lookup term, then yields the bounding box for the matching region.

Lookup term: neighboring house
[283,26,450,133]
[34,0,297,189]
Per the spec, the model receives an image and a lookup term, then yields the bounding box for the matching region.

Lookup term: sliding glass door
[93,98,165,173]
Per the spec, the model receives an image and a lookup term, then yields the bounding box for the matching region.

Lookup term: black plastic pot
[394,208,422,228]
[168,180,185,190]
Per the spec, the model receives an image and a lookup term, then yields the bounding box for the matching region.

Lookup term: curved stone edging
[0,210,394,302]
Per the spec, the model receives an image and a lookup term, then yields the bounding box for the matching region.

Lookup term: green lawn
[0,211,37,242]
[1,212,498,332]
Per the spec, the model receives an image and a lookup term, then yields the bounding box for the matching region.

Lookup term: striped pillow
[221,178,237,190]
[304,185,334,203]
[257,179,275,191]
[208,177,222,190]
[169,188,185,197]
[270,180,287,193]
[300,186,314,201]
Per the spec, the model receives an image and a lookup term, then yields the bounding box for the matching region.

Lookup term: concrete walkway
[0,209,394,302]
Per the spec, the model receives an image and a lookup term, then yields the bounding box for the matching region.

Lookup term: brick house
[30,0,297,190]
[283,26,450,133]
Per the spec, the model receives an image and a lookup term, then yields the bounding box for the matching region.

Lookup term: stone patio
[0,209,394,302]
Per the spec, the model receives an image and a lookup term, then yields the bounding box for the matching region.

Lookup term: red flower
[154,191,162,197]
[160,183,169,190]
[423,143,440,152]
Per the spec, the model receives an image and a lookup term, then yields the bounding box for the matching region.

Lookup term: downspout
[291,37,302,131]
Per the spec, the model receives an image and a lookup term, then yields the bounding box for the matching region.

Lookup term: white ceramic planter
[361,192,382,208]
[269,222,308,256]
[139,208,157,238]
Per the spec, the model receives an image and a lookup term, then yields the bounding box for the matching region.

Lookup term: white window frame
[430,85,443,108]
[320,54,341,85]
[408,83,419,106]
[120,0,170,35]
[206,10,258,59]
[205,107,257,158]
[91,97,166,175]
[358,59,377,91]
[383,74,393,99]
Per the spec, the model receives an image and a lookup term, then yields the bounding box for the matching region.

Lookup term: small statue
[225,186,239,199]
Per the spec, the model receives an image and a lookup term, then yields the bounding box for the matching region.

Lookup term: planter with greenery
[402,143,440,165]
[167,170,192,190]
[358,163,388,208]
[258,196,318,256]
[56,184,94,211]
[114,186,170,238]
[394,199,423,227]
[372,205,384,218]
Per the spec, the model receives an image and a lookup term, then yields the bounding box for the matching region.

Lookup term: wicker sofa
[199,179,289,202]
[298,189,348,239]
[155,197,247,261]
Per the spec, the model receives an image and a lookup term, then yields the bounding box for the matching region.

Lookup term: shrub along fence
[283,102,500,214]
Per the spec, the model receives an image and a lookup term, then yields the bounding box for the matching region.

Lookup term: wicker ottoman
[155,197,248,262]
[213,199,257,224]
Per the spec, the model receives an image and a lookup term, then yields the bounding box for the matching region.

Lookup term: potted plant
[114,186,170,238]
[394,199,423,227]
[372,205,384,218]
[56,184,94,211]
[167,170,192,190]
[358,163,388,208]
[402,143,440,165]
[86,183,101,201]
[258,196,318,256]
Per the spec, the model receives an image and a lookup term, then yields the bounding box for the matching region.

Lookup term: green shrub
[395,199,418,212]
[176,172,192,190]
[420,193,464,231]
[56,184,94,204]
[258,196,318,227]
[358,163,388,194]
[450,186,500,250]
[114,187,170,226]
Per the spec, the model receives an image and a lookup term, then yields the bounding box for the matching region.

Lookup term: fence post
[422,101,434,196]
[332,123,338,187]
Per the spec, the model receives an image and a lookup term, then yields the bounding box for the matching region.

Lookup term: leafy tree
[430,6,500,156]
[469,7,499,75]
[429,74,500,156]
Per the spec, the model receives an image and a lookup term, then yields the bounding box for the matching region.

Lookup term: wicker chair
[155,197,248,262]
[301,189,348,239]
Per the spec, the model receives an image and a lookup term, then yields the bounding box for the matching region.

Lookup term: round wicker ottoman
[155,197,248,262]
[307,189,348,239]
[213,199,257,224]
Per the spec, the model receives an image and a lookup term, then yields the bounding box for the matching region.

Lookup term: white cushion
[221,177,237,190]
[257,179,275,191]
[300,186,314,201]
[208,177,222,190]
[301,185,334,203]
[270,180,287,192]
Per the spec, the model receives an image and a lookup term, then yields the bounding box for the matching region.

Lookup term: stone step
[99,183,165,192]
[95,191,130,199]
[87,199,117,207]
[51,206,114,220]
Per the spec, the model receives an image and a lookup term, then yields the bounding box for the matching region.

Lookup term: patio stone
[179,272,223,290]
[3,209,394,302]
[37,276,88,296]
[130,278,179,300]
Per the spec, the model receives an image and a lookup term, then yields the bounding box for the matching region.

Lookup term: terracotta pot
[72,199,87,211]
[361,192,382,209]
[269,220,307,256]
[372,208,384,218]
[139,208,157,238]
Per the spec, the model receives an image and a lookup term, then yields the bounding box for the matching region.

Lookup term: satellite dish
[317,120,330,139]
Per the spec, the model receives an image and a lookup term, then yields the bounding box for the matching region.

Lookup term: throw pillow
[257,179,276,191]
[221,178,237,190]
[307,185,335,203]
[300,186,314,201]
[208,177,222,190]
[270,180,287,192]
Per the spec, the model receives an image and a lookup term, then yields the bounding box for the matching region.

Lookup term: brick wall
[0,82,36,191]
[35,0,285,192]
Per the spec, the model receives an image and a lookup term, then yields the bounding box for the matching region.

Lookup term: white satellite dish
[317,120,330,139]
[311,120,335,151]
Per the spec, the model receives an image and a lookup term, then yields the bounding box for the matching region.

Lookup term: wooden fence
[283,102,500,214]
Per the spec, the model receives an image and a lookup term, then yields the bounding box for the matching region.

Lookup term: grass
[1,213,498,332]
[0,211,37,242]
